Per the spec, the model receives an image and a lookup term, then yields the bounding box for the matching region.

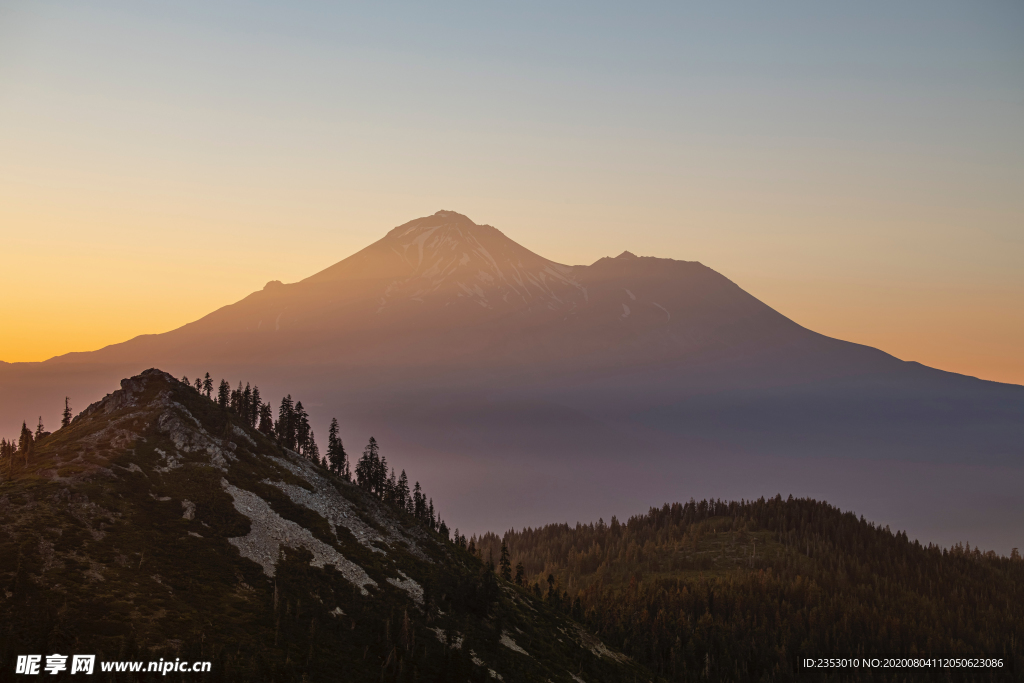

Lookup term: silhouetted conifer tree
[356,437,381,493]
[500,541,512,581]
[294,401,310,455]
[250,386,261,427]
[217,379,230,408]
[241,383,252,423]
[514,562,525,586]
[396,470,410,509]
[258,402,274,436]
[18,421,33,465]
[203,373,213,399]
[1,438,14,478]
[413,481,424,519]
[194,378,202,393]
[61,397,72,429]
[327,418,348,476]
[277,395,295,450]
[306,430,320,464]
[386,468,397,503]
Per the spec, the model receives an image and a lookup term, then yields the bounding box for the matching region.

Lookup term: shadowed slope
[0,369,652,682]
[1,211,1022,554]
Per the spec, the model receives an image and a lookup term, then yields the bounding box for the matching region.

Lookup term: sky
[1,1,1022,384]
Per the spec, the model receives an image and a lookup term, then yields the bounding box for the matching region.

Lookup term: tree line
[3,375,448,539]
[176,373,447,534]
[470,496,1024,681]
[0,398,70,477]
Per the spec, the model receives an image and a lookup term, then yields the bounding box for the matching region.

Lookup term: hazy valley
[3,211,1022,553]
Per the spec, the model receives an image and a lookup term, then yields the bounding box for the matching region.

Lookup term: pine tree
[356,437,380,494]
[34,417,45,439]
[306,430,320,464]
[378,454,389,497]
[258,402,274,436]
[386,468,397,503]
[327,418,348,476]
[250,386,261,428]
[203,373,213,400]
[413,481,424,519]
[61,397,72,429]
[514,562,525,586]
[396,470,410,510]
[218,379,230,408]
[277,395,295,450]
[294,401,310,455]
[2,438,15,478]
[194,378,203,394]
[242,383,252,422]
[18,421,33,465]
[181,375,189,386]
[499,540,512,581]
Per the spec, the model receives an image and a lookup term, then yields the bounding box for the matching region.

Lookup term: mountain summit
[46,210,806,370]
[305,210,587,316]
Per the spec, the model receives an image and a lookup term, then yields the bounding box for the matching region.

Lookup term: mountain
[37,210,882,373]
[476,499,1024,681]
[1,211,1022,552]
[0,369,653,682]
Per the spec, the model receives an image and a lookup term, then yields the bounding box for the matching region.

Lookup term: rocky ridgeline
[0,369,652,682]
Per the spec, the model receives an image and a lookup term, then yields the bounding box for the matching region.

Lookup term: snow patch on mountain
[376,212,589,313]
[222,480,376,593]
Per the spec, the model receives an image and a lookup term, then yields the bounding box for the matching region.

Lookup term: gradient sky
[2,1,1022,383]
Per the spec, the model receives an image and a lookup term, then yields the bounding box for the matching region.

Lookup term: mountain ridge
[0,368,653,682]
[2,210,1022,554]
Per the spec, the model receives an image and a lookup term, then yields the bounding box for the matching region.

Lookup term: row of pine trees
[178,373,449,537]
[178,373,344,472]
[472,496,1024,681]
[0,398,72,474]
[2,374,448,538]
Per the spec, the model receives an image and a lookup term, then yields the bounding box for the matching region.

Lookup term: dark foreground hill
[0,370,652,682]
[477,499,1024,682]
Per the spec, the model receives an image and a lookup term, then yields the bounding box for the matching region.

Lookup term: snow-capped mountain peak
[375,211,586,312]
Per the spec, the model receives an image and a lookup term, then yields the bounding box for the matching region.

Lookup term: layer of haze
[1,1,1022,383]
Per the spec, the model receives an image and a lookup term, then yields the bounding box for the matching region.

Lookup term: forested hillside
[477,498,1023,681]
[0,370,652,682]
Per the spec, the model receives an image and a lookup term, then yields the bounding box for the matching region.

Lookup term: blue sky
[1,0,1022,381]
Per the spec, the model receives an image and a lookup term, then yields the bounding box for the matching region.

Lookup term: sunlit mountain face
[46,210,821,372]
[2,211,1022,552]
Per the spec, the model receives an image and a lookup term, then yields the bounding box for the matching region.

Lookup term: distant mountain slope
[1,211,1022,553]
[477,498,1024,682]
[40,210,856,372]
[0,370,652,682]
